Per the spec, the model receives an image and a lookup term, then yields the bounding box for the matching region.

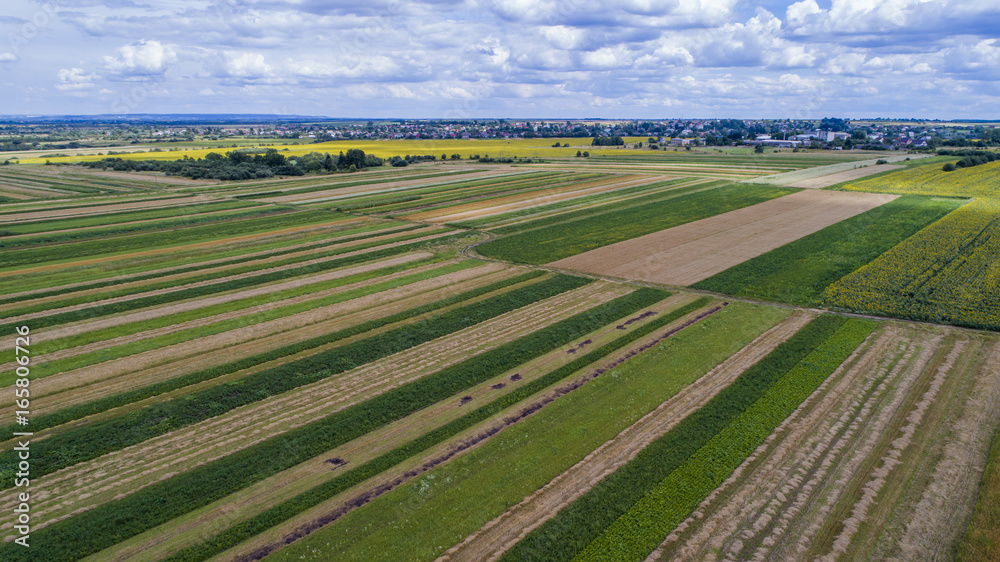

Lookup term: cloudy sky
[1,0,999,118]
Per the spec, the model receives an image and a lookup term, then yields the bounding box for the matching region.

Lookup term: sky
[1,0,999,119]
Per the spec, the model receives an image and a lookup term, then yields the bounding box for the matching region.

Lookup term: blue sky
[1,0,998,118]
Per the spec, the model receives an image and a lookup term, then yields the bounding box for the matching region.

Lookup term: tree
[754,144,765,154]
[576,150,582,157]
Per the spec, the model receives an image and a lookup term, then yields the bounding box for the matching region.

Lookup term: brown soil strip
[442,310,813,562]
[9,283,628,527]
[786,165,905,189]
[551,190,898,286]
[234,300,728,562]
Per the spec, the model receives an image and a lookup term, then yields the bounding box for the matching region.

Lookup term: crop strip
[0,288,669,562]
[163,292,698,562]
[0,273,582,484]
[574,318,877,561]
[499,314,858,561]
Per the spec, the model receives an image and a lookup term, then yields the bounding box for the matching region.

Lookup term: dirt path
[550,190,898,286]
[7,283,631,528]
[440,311,814,562]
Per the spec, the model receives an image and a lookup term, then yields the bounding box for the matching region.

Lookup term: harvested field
[4,282,631,529]
[652,324,1000,562]
[441,311,814,562]
[550,190,897,286]
[785,164,904,188]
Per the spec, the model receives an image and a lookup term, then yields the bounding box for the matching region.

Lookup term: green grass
[692,195,964,305]
[575,318,877,561]
[268,302,790,562]
[957,424,1000,561]
[0,286,667,562]
[0,199,259,236]
[501,314,855,562]
[477,183,797,264]
[0,208,350,270]
[0,256,473,386]
[0,273,587,485]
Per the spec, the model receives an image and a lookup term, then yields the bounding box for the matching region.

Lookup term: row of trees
[79,148,385,180]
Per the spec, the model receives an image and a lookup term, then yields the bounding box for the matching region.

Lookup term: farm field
[549,189,898,286]
[1,146,999,562]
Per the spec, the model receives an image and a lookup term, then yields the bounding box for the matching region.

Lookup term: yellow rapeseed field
[21,137,650,165]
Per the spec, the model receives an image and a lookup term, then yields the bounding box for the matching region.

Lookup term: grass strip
[0,199,258,235]
[450,178,691,229]
[957,423,1000,562]
[576,318,877,561]
[0,222,418,306]
[0,208,347,270]
[0,229,457,332]
[486,179,717,236]
[692,195,963,305]
[479,183,795,264]
[0,256,471,385]
[0,224,436,319]
[0,270,546,440]
[0,273,584,486]
[0,286,670,562]
[165,289,683,561]
[501,314,851,561]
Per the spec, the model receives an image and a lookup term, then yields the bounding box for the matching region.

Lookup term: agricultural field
[1,146,999,562]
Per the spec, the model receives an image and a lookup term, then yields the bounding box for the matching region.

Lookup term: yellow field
[841,159,1000,198]
[20,137,652,165]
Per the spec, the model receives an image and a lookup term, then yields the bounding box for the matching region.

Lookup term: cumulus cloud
[103,40,177,77]
[55,68,96,91]
[0,53,17,62]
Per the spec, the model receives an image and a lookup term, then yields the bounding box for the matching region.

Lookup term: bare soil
[551,190,898,286]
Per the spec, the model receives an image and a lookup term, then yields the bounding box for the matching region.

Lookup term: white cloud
[104,40,177,76]
[198,87,217,96]
[55,68,96,91]
[0,53,16,63]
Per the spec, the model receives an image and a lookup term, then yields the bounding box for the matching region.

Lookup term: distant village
[1,117,996,153]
